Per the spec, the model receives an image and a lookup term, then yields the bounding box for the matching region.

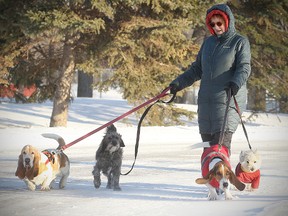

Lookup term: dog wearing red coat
[235,149,261,191]
[195,144,245,200]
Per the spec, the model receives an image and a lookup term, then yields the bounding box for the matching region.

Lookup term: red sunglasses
[210,22,223,28]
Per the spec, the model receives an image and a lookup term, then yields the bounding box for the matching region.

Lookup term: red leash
[61,87,172,150]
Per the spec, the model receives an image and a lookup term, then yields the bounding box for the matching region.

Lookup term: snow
[1,89,288,216]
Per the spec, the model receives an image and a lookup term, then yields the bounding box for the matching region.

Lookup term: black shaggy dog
[92,124,125,191]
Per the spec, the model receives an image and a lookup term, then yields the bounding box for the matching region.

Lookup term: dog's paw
[27,184,36,191]
[208,195,218,201]
[40,185,51,191]
[225,193,233,200]
[93,179,101,189]
[106,184,112,189]
[208,193,218,201]
[247,187,257,192]
[244,183,252,191]
[113,186,122,191]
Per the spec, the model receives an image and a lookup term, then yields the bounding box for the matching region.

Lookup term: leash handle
[62,87,173,150]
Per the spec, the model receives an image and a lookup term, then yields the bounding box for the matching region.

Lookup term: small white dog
[235,149,261,191]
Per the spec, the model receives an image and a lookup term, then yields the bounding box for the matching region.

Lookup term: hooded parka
[171,4,251,135]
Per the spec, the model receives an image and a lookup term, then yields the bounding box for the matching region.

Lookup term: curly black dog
[92,124,125,191]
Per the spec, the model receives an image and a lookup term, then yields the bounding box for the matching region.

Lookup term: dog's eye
[23,151,26,155]
[216,171,222,176]
[31,152,34,154]
[254,161,257,163]
[246,161,249,164]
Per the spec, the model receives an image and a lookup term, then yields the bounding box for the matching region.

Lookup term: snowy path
[1,94,288,216]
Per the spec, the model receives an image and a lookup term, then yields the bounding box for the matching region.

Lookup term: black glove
[225,81,239,96]
[169,83,179,95]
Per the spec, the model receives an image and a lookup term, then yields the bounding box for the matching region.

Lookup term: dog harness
[201,144,230,188]
[42,149,57,165]
[235,163,260,189]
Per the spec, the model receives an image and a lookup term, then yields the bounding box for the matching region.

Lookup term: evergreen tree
[229,0,288,113]
[84,0,222,125]
[1,0,224,126]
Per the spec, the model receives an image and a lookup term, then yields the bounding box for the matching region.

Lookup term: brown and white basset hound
[15,134,70,191]
[195,144,245,200]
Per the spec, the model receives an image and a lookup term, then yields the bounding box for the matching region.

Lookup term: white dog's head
[239,149,261,173]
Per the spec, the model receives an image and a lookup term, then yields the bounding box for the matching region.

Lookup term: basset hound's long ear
[195,177,209,184]
[15,154,26,179]
[195,168,215,185]
[229,169,246,191]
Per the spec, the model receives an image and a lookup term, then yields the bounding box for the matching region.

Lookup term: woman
[169,4,251,152]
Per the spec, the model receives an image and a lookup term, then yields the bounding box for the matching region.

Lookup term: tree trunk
[50,41,75,127]
[279,96,288,113]
[191,25,208,45]
[77,70,93,97]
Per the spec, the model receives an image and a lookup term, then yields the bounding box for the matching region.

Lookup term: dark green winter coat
[171,4,251,134]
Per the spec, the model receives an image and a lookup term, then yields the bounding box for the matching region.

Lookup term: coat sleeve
[232,37,251,88]
[170,43,204,91]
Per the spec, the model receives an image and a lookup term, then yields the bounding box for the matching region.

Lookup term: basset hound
[195,144,245,200]
[15,134,70,191]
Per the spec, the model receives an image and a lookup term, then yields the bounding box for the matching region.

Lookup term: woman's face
[210,16,226,36]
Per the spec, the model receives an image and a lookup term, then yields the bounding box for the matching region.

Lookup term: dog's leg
[49,179,56,189]
[24,179,36,191]
[41,176,53,191]
[112,168,121,191]
[92,165,101,189]
[206,183,218,200]
[106,172,112,189]
[244,183,252,191]
[224,188,233,200]
[59,173,69,189]
[59,160,70,189]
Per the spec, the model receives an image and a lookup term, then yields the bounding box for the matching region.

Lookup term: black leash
[219,89,252,150]
[232,95,252,150]
[121,91,176,175]
[219,89,232,147]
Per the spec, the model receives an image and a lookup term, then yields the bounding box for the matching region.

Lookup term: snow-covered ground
[1,89,288,216]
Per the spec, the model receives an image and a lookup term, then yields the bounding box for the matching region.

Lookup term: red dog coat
[235,163,260,189]
[201,144,230,188]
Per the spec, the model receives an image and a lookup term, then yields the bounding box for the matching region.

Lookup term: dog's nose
[25,158,30,164]
[223,182,228,188]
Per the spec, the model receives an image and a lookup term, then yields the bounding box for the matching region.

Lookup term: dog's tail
[42,133,66,150]
[190,141,210,149]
